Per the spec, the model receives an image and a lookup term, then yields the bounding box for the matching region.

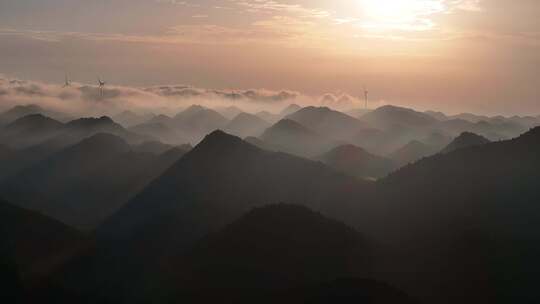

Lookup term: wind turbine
[63,73,71,87]
[363,86,369,109]
[97,77,106,97]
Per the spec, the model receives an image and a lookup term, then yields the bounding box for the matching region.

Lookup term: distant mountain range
[259,119,340,157]
[317,144,397,180]
[2,102,540,303]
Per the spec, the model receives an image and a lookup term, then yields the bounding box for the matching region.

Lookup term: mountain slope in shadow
[440,131,490,154]
[317,144,397,180]
[224,112,269,138]
[0,133,187,230]
[260,119,340,157]
[98,130,373,256]
[160,204,413,304]
[286,106,367,140]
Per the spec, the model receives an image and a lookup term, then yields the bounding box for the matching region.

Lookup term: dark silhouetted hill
[0,133,185,230]
[0,104,70,126]
[161,204,380,302]
[374,127,540,303]
[388,140,439,166]
[98,130,371,257]
[132,140,174,155]
[317,145,397,180]
[0,114,64,148]
[441,132,490,154]
[0,199,88,281]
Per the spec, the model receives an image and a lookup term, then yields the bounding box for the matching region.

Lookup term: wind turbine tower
[97,77,106,97]
[63,73,71,87]
[363,86,369,109]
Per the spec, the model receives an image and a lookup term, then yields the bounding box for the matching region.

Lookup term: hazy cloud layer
[0,75,365,117]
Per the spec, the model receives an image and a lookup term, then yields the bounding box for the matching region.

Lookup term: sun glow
[360,0,447,31]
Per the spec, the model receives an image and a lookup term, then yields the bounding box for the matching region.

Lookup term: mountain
[0,104,70,126]
[224,112,270,138]
[449,112,490,123]
[346,108,372,119]
[0,114,64,148]
[255,110,280,124]
[215,106,244,120]
[129,122,184,144]
[375,127,540,303]
[64,116,150,144]
[424,110,449,121]
[0,199,88,281]
[435,118,525,140]
[0,133,186,230]
[286,106,367,140]
[147,114,174,125]
[317,145,397,180]
[112,111,155,128]
[279,103,302,116]
[441,132,490,154]
[362,105,439,130]
[388,140,439,166]
[172,105,229,143]
[132,140,174,154]
[260,119,339,157]
[98,130,371,255]
[0,144,14,161]
[163,204,375,302]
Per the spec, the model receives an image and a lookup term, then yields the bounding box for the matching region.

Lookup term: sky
[0,0,538,115]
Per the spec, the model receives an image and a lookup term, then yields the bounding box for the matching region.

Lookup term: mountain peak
[75,133,130,152]
[8,113,61,126]
[267,119,312,133]
[193,130,256,155]
[441,131,490,154]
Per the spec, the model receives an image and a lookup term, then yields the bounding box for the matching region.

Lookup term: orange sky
[0,0,538,115]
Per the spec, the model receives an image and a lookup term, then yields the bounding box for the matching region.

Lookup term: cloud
[0,75,363,117]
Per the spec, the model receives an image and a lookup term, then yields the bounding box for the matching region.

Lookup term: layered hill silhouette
[0,114,64,148]
[224,112,269,138]
[112,110,155,128]
[362,105,438,130]
[441,131,490,154]
[129,122,184,144]
[0,199,88,282]
[317,145,397,180]
[215,106,244,120]
[286,106,367,140]
[279,103,302,116]
[0,114,151,149]
[98,130,371,256]
[373,127,540,303]
[171,105,229,143]
[260,119,340,157]
[0,104,70,126]
[163,204,380,302]
[388,140,439,166]
[0,133,187,229]
[255,110,281,124]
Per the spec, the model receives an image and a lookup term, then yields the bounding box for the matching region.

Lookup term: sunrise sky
[0,0,538,115]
